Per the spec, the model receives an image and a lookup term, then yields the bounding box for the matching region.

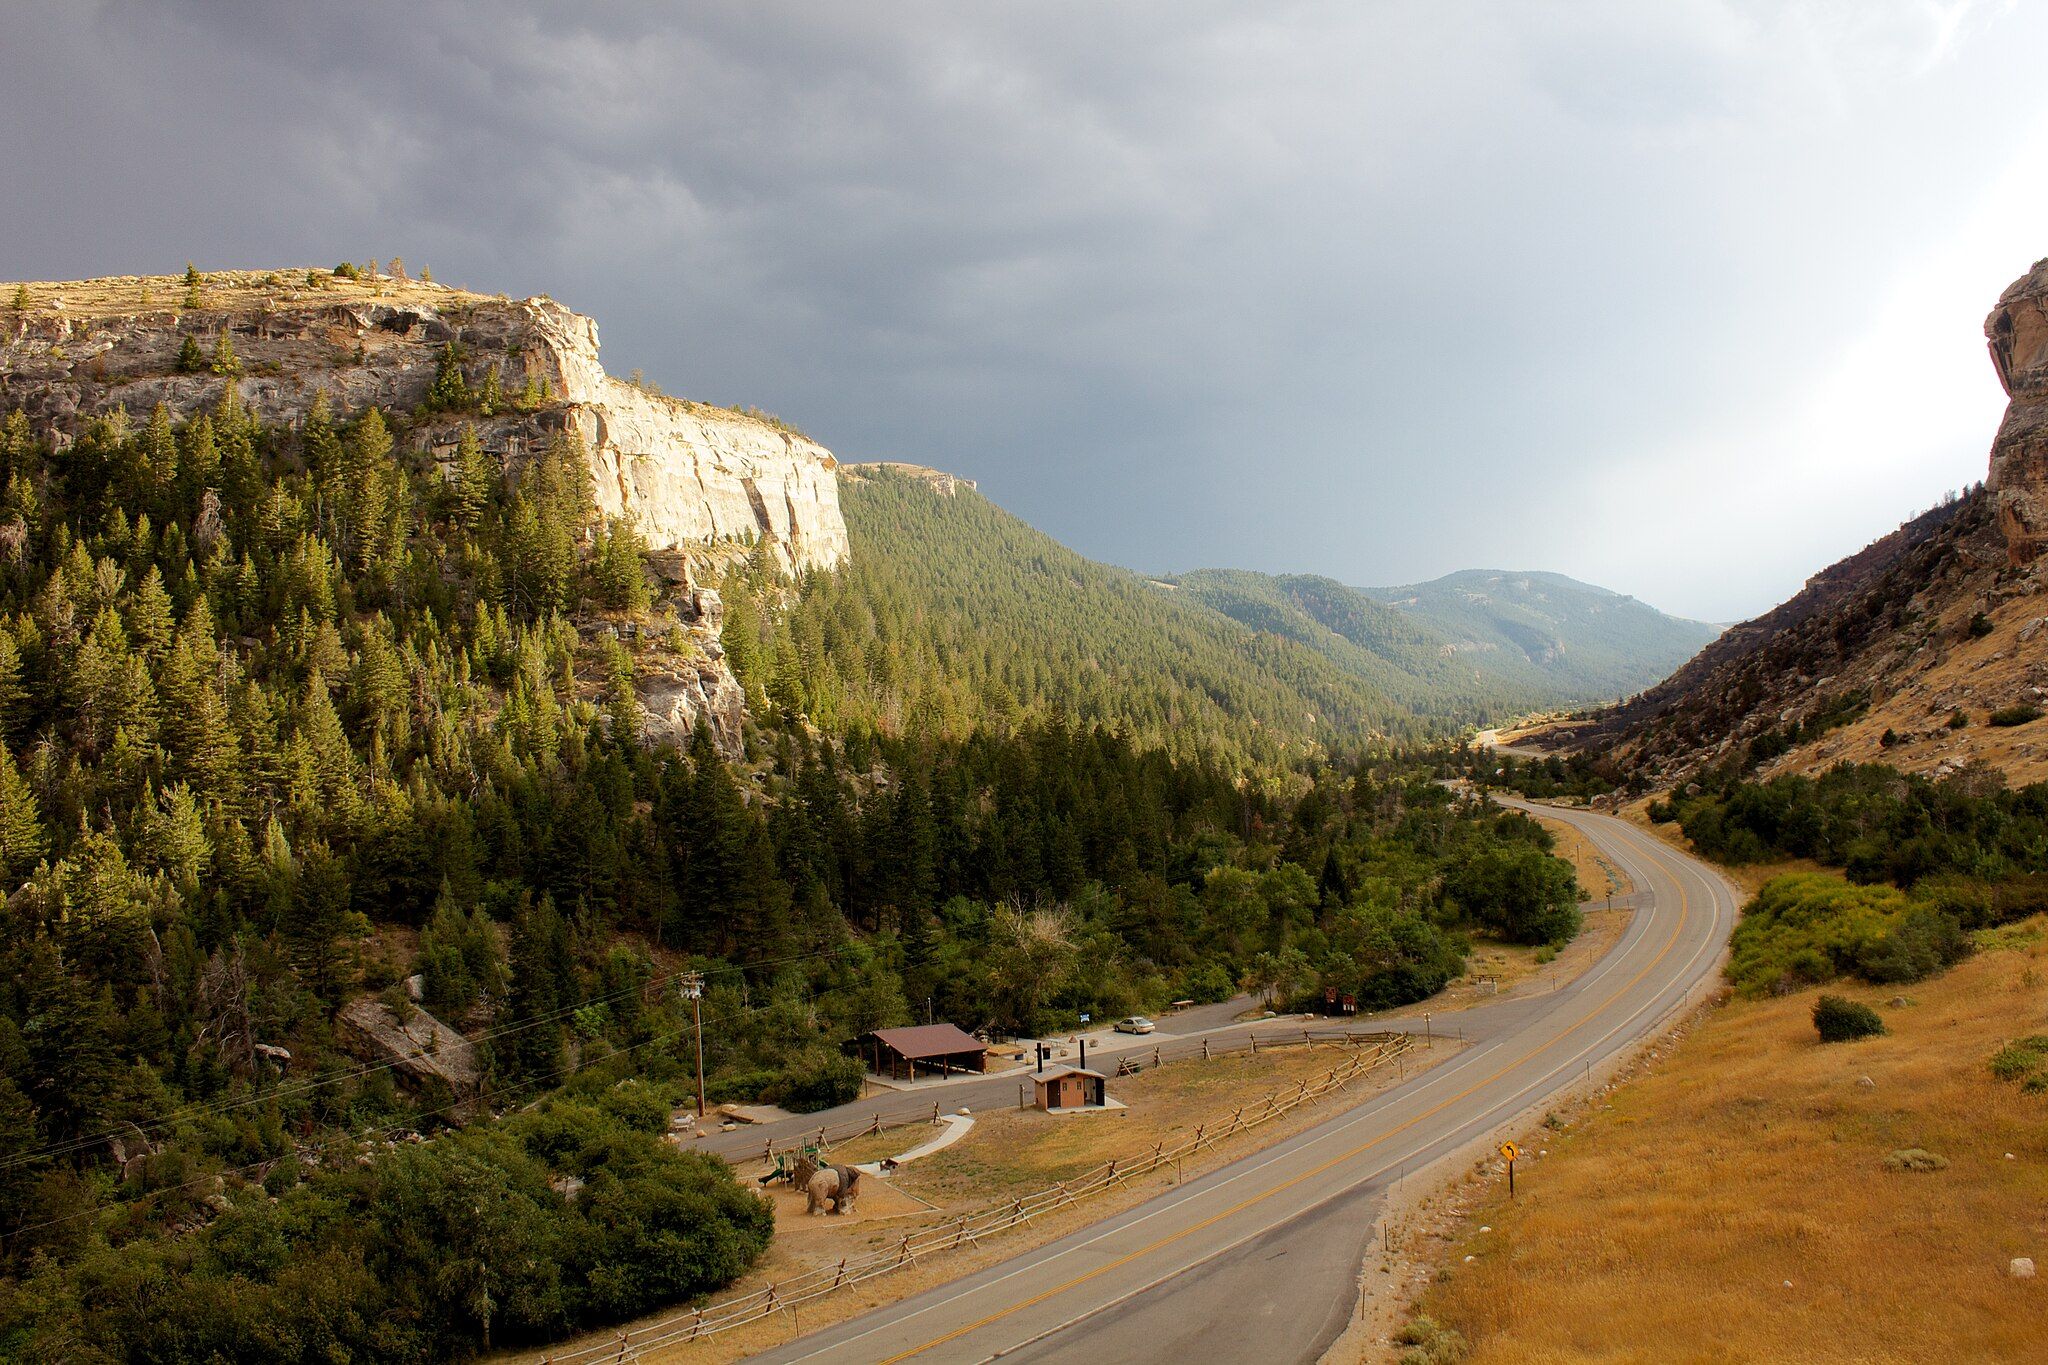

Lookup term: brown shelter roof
[866,1024,987,1059]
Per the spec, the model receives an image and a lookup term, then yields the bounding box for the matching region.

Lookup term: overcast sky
[6,1,2045,621]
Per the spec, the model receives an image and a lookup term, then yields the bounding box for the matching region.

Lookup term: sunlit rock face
[1986,259,2048,566]
[0,278,849,573]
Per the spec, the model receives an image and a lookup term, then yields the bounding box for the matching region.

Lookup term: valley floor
[1398,920,2048,1363]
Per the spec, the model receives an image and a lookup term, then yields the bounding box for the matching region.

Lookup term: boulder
[336,998,483,1120]
[2010,1257,2036,1279]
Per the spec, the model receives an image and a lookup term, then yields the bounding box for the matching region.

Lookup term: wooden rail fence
[542,1033,1412,1361]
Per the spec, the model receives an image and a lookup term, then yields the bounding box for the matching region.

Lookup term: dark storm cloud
[3,1,2040,619]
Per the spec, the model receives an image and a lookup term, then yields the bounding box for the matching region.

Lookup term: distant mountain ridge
[1161,568,1539,720]
[1167,566,1716,711]
[1362,569,1721,701]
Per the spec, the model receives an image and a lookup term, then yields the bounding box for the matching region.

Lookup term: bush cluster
[1812,994,1885,1042]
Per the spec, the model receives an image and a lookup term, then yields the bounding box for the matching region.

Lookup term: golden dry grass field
[1413,922,2048,1364]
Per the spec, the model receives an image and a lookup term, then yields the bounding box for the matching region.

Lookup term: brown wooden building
[1034,1066,1108,1111]
[859,1024,989,1080]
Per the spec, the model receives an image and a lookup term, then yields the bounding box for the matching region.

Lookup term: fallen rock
[336,997,482,1119]
[2011,1257,2036,1279]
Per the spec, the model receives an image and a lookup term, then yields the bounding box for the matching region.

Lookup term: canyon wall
[0,275,849,572]
[1986,258,2048,565]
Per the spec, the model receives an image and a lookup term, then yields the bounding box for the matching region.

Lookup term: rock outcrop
[1545,257,2048,788]
[336,997,483,1119]
[1,269,850,757]
[1986,259,2048,564]
[0,271,849,572]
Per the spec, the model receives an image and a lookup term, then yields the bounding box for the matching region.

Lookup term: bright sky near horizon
[4,1,2044,622]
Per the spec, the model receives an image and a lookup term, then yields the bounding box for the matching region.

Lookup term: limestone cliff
[1986,259,2048,565]
[0,271,848,572]
[0,268,849,753]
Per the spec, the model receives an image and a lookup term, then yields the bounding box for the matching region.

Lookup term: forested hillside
[0,376,1585,1360]
[726,467,1472,770]
[1167,568,1540,721]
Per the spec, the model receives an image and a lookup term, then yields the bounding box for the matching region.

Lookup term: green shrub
[1396,1314,1469,1364]
[1989,705,2041,728]
[1813,993,1886,1042]
[1948,709,1969,729]
[1728,875,1967,996]
[769,1048,866,1113]
[1989,1035,2048,1088]
[1968,612,1995,638]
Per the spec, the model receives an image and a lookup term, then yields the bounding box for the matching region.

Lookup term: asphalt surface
[744,800,1738,1365]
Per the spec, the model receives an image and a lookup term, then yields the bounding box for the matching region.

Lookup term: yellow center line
[871,818,1707,1365]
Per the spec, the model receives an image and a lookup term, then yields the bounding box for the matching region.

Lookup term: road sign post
[1500,1141,1520,1197]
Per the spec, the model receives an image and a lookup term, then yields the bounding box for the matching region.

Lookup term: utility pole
[682,970,707,1119]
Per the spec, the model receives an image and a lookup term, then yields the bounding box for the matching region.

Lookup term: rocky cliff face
[1547,258,2048,790]
[1986,259,2048,565]
[0,273,849,573]
[0,270,847,753]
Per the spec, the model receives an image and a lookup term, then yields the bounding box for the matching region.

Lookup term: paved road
[744,801,1737,1365]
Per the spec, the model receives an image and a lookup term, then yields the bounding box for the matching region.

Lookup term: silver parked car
[1114,1015,1156,1034]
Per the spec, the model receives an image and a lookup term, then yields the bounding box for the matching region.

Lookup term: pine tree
[476,362,502,416]
[10,283,28,311]
[126,566,175,660]
[0,631,24,742]
[179,412,221,495]
[425,342,470,412]
[183,262,204,308]
[603,639,640,747]
[591,519,651,612]
[176,334,205,374]
[0,746,45,880]
[504,894,571,1081]
[449,424,491,529]
[210,330,241,376]
[142,402,179,497]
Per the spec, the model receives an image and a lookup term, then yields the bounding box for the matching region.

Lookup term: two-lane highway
[742,802,1737,1365]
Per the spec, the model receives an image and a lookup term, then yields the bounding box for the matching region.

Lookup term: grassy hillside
[1164,568,1542,721]
[733,468,1500,769]
[1367,569,1719,702]
[1419,918,2048,1363]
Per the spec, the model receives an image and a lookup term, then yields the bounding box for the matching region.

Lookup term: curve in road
[740,802,1738,1365]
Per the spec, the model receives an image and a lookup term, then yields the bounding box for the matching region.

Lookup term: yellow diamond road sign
[1500,1142,1520,1161]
